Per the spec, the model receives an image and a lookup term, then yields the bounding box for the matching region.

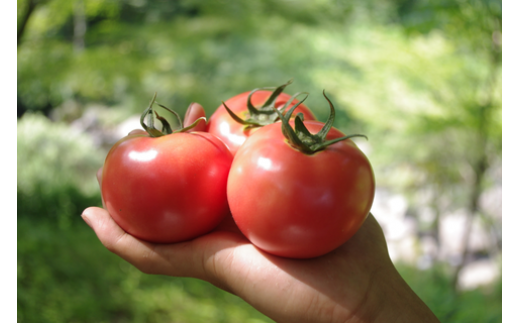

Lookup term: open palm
[82,103,439,323]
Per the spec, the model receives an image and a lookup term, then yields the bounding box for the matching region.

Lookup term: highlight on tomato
[227,91,375,259]
[206,79,317,156]
[101,94,233,244]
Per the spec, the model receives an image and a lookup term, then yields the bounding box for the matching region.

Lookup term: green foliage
[17,112,103,225]
[17,112,102,194]
[396,263,502,323]
[396,0,502,60]
[17,0,502,321]
[17,215,501,323]
[17,218,275,323]
[20,0,459,116]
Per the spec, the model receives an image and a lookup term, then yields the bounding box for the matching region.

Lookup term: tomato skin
[206,90,316,156]
[102,132,233,243]
[227,121,375,259]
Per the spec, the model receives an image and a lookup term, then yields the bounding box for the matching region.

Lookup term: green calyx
[275,91,368,155]
[140,93,206,138]
[222,79,308,129]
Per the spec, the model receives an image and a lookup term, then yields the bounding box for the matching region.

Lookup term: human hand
[83,202,439,323]
[84,102,439,323]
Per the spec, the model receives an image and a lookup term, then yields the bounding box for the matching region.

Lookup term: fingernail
[81,210,93,229]
[185,103,194,120]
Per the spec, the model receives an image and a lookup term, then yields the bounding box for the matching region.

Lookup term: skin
[82,103,441,323]
[185,102,207,132]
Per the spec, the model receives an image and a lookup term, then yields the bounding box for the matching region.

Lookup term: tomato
[227,114,375,258]
[206,84,316,156]
[101,96,233,243]
[102,132,232,243]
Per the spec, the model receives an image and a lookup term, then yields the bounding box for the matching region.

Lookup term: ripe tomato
[101,104,233,243]
[227,120,375,259]
[206,86,316,156]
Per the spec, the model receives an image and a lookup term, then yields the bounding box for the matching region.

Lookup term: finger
[81,206,249,281]
[82,207,198,276]
[97,167,103,185]
[184,102,206,132]
[96,167,107,209]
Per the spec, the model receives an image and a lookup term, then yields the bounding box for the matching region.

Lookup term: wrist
[357,264,440,323]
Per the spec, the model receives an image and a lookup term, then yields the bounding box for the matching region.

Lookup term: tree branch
[17,0,38,46]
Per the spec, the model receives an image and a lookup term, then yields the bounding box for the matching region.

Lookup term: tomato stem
[222,79,308,129]
[140,93,206,137]
[275,91,368,154]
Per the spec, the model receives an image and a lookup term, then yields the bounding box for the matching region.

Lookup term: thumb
[81,206,249,288]
[184,102,207,132]
[81,207,197,276]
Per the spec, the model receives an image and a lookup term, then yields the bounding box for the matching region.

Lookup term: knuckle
[104,231,126,254]
[136,255,157,274]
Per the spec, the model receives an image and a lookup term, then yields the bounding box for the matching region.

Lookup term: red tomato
[206,90,316,156]
[101,131,233,243]
[227,121,375,259]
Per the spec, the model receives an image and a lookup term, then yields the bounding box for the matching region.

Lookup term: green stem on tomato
[222,79,308,129]
[140,93,206,137]
[275,91,367,154]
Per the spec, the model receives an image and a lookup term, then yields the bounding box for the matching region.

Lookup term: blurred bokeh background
[17,0,502,322]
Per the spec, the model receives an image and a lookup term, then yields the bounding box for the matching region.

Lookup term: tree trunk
[17,0,38,46]
[451,59,499,290]
[74,0,87,52]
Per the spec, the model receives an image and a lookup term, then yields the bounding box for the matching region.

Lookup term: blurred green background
[17,0,502,322]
